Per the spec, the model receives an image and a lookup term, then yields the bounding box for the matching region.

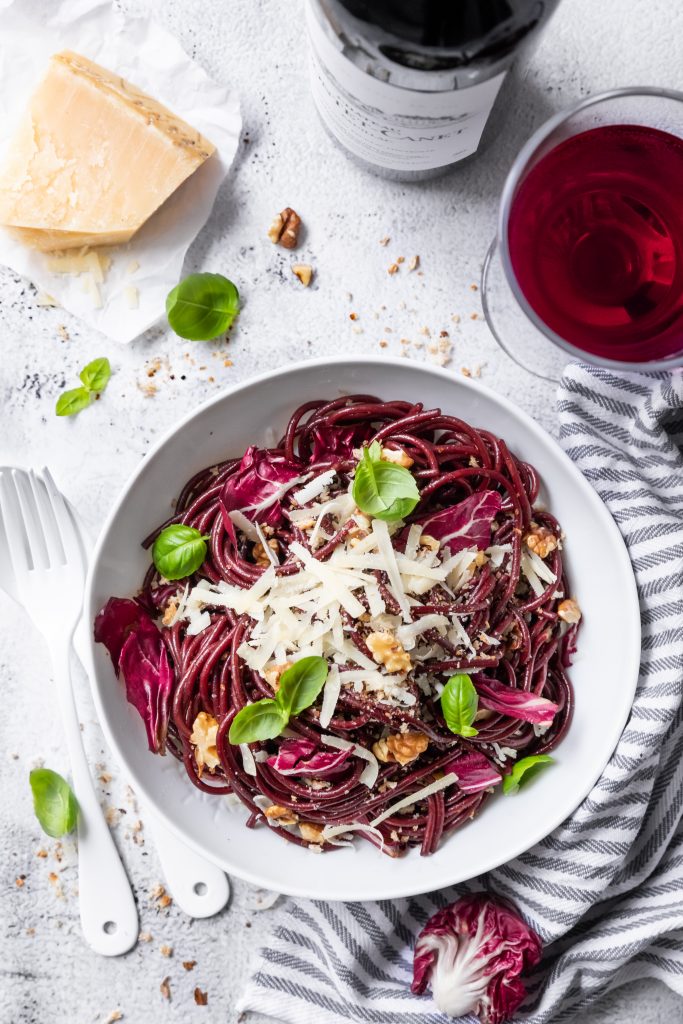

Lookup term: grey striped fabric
[240,366,683,1024]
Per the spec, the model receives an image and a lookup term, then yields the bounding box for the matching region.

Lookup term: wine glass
[482,87,683,381]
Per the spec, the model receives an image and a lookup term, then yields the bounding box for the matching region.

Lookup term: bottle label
[306,2,506,172]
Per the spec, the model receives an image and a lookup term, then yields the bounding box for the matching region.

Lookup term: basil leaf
[79,357,111,393]
[152,524,209,581]
[166,272,240,341]
[29,768,79,838]
[503,755,554,795]
[229,699,289,744]
[277,656,328,716]
[55,387,92,418]
[440,673,479,737]
[352,444,419,523]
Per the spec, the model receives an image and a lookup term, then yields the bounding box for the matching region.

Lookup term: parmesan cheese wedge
[0,51,215,252]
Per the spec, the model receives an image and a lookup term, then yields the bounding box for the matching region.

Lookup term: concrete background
[1,0,682,1021]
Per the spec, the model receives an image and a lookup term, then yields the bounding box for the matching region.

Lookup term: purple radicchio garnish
[94,597,174,754]
[309,423,373,464]
[447,750,502,794]
[219,445,302,528]
[412,892,542,1024]
[475,676,558,726]
[420,491,503,555]
[266,737,353,777]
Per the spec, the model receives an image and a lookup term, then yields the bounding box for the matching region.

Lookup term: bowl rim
[84,355,641,899]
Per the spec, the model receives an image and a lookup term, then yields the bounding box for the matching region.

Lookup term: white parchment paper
[0,0,242,342]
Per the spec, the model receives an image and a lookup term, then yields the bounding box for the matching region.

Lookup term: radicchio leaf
[267,737,353,777]
[448,751,502,794]
[421,491,502,555]
[475,676,559,726]
[94,597,174,754]
[310,423,373,463]
[411,892,542,1024]
[219,446,302,528]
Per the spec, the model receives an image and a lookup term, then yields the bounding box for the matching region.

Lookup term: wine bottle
[306,0,562,179]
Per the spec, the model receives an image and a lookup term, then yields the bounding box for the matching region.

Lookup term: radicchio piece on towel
[421,491,503,555]
[448,750,502,794]
[219,446,302,528]
[267,737,353,777]
[310,423,373,463]
[412,893,542,1024]
[94,597,174,754]
[475,676,559,725]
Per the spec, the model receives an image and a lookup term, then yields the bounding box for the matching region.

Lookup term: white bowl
[84,357,640,900]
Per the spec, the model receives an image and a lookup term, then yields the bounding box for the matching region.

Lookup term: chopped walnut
[162,599,178,626]
[558,598,582,624]
[372,738,392,763]
[381,446,414,468]
[268,206,301,248]
[419,534,439,552]
[299,822,325,844]
[366,632,412,674]
[253,538,278,565]
[525,525,559,559]
[189,712,220,774]
[265,804,299,826]
[263,662,291,691]
[292,263,314,287]
[473,550,488,567]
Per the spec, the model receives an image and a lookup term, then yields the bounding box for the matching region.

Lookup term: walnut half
[268,207,301,249]
[372,731,429,766]
[366,632,412,674]
[265,804,299,826]
[525,525,558,559]
[190,712,220,774]
[558,598,582,624]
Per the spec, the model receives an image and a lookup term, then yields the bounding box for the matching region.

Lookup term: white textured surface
[0,0,681,1021]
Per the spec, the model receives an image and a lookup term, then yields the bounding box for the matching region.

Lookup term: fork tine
[0,471,33,577]
[9,470,50,571]
[40,467,84,568]
[28,471,66,567]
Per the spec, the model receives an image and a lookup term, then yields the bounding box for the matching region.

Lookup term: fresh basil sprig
[440,673,479,738]
[29,768,79,838]
[229,656,328,744]
[153,524,209,581]
[352,441,420,522]
[503,755,554,795]
[166,272,240,341]
[56,356,111,417]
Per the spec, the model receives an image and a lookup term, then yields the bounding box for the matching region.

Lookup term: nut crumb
[160,944,173,958]
[268,207,301,249]
[418,326,430,337]
[138,931,153,943]
[451,314,461,324]
[349,312,359,321]
[396,256,405,265]
[160,977,171,1002]
[292,263,313,287]
[15,877,25,888]
[57,324,70,341]
[35,848,48,859]
[379,236,390,246]
[104,1013,123,1024]
[194,988,208,1006]
[470,312,479,320]
[470,283,479,291]
[461,367,472,377]
[183,960,197,971]
[387,263,399,275]
[408,255,420,271]
[379,340,388,349]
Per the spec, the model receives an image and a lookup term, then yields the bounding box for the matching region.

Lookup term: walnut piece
[381,446,414,468]
[558,598,582,624]
[253,538,278,566]
[162,598,178,626]
[299,822,325,844]
[263,661,291,691]
[525,525,559,559]
[366,631,412,674]
[268,206,301,248]
[190,712,220,774]
[292,263,313,287]
[373,732,429,766]
[265,804,299,826]
[419,534,439,552]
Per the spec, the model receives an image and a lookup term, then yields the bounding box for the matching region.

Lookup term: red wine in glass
[507,124,683,362]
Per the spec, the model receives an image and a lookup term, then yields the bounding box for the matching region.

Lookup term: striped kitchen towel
[239,366,683,1024]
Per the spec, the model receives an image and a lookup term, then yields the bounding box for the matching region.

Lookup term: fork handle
[52,641,139,955]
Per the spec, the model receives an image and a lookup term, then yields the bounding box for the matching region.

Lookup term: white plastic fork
[0,467,138,955]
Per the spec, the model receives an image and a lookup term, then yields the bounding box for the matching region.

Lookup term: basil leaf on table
[29,768,79,838]
[55,387,92,418]
[229,699,289,744]
[503,754,554,795]
[79,356,111,393]
[228,656,329,744]
[352,440,420,522]
[441,673,479,738]
[277,657,329,716]
[166,273,240,341]
[152,524,209,580]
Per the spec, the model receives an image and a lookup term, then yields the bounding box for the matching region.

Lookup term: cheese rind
[0,50,216,251]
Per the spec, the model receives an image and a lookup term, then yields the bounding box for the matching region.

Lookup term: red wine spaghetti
[96,396,579,858]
